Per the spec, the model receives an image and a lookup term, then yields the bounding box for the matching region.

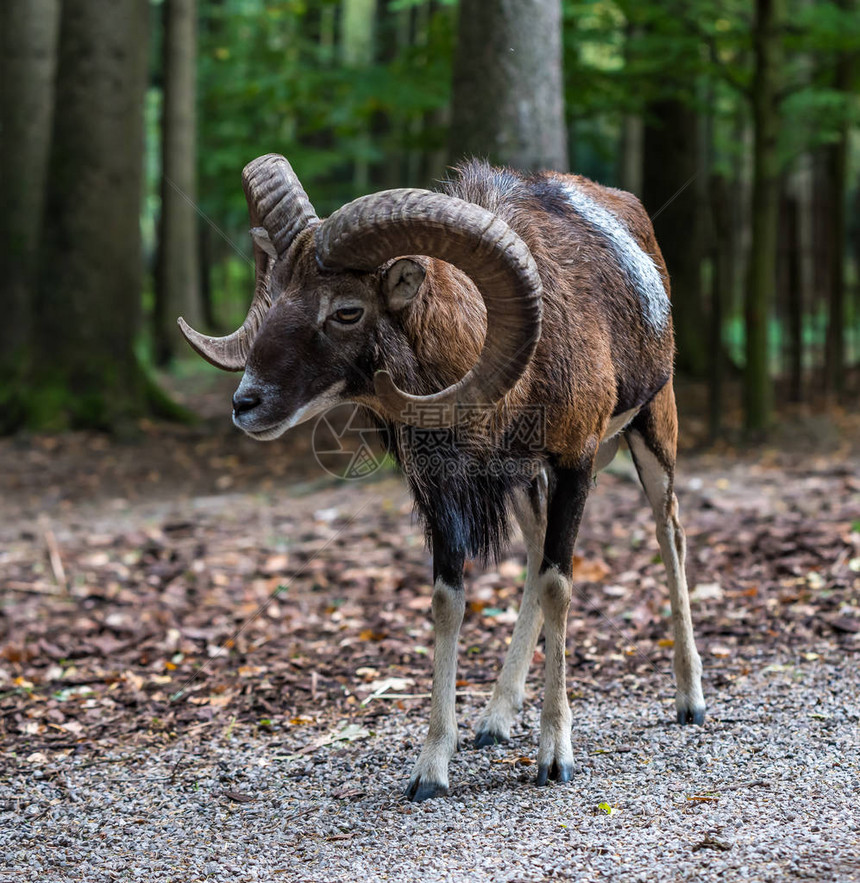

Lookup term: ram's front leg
[536,463,591,786]
[406,536,465,802]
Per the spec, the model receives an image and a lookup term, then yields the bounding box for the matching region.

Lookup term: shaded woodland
[1,0,858,437]
[1,9,859,879]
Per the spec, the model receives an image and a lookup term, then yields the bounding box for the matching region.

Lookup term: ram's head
[178,154,542,434]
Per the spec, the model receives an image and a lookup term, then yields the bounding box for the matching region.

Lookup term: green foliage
[187,0,457,334]
[190,0,858,232]
[197,0,454,224]
[2,355,193,435]
[159,0,860,409]
[559,0,860,183]
[388,0,455,10]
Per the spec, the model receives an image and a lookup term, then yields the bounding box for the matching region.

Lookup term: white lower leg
[476,477,548,742]
[627,431,704,721]
[536,568,573,781]
[657,500,705,719]
[475,552,544,741]
[408,579,465,795]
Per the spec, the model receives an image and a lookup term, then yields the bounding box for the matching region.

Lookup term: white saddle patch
[559,182,670,332]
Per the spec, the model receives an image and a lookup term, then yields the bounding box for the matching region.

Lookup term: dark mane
[391,425,533,564]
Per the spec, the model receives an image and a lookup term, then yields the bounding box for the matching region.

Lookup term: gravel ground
[2,657,857,882]
[2,427,858,882]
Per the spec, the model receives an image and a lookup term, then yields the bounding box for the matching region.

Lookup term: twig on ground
[715,779,770,791]
[3,581,64,596]
[40,520,67,594]
[361,689,491,705]
[692,833,733,852]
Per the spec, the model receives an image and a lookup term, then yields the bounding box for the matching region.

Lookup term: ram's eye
[331,307,364,325]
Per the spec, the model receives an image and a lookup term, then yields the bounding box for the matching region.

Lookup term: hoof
[406,779,449,802]
[677,707,706,726]
[474,730,508,749]
[536,760,574,787]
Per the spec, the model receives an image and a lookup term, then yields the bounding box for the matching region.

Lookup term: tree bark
[618,23,643,196]
[199,222,216,331]
[642,100,706,377]
[29,0,153,431]
[154,0,201,365]
[342,0,376,68]
[708,174,734,440]
[823,1,853,397]
[744,0,783,434]
[619,114,643,196]
[342,0,377,193]
[854,185,860,372]
[782,192,803,403]
[449,0,567,171]
[0,0,59,409]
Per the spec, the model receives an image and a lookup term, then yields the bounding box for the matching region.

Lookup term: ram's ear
[382,258,426,312]
[250,226,277,258]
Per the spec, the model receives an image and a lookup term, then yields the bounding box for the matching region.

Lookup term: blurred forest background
[3,7,860,872]
[2,0,859,438]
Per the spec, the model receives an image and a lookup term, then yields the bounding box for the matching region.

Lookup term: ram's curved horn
[314,189,542,426]
[178,154,317,371]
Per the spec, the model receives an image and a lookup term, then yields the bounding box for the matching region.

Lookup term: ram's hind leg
[535,462,591,785]
[474,470,548,747]
[626,383,705,725]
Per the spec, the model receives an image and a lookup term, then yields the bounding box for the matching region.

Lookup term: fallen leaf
[597,802,618,816]
[302,723,372,754]
[360,676,415,706]
[571,555,610,582]
[692,834,732,852]
[219,790,256,804]
[691,582,723,603]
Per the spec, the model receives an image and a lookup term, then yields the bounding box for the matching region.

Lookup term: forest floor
[0,373,858,882]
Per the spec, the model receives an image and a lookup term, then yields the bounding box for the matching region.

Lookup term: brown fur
[426,161,674,468]
[242,160,675,477]
[228,161,702,800]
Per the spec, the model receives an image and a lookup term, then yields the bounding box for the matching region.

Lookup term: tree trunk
[618,114,643,196]
[744,0,783,434]
[449,0,567,171]
[342,0,377,193]
[708,174,733,440]
[642,100,706,377]
[854,184,860,371]
[319,2,336,64]
[29,0,154,431]
[0,0,59,419]
[618,23,643,196]
[199,222,216,331]
[780,190,803,402]
[408,3,430,187]
[154,0,201,366]
[823,3,852,397]
[810,152,833,375]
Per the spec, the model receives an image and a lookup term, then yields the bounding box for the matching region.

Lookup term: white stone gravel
[1,658,858,882]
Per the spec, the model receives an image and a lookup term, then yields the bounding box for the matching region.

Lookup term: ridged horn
[178,154,317,371]
[314,189,542,426]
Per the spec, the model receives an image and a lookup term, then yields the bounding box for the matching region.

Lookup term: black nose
[232,392,261,415]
